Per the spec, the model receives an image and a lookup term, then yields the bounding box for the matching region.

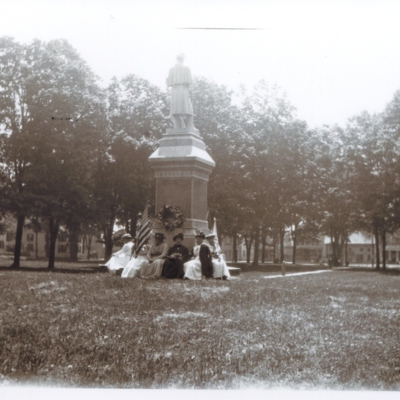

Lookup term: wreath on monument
[156,205,185,232]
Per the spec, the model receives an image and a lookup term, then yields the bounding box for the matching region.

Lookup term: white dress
[209,242,231,279]
[105,242,134,274]
[121,245,149,278]
[183,245,202,280]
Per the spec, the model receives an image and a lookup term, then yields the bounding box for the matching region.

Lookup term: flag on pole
[133,205,153,258]
[212,217,218,237]
[206,209,212,231]
[211,217,223,255]
[212,217,218,246]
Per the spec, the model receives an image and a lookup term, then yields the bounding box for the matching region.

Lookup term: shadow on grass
[334,265,400,275]
[0,266,108,274]
[230,263,331,274]
[230,262,400,275]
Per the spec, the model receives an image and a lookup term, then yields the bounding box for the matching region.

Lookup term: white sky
[1,0,400,129]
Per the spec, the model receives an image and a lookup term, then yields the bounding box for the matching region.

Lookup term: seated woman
[183,232,213,280]
[121,240,149,279]
[162,233,190,279]
[205,233,230,280]
[139,232,168,279]
[105,233,134,275]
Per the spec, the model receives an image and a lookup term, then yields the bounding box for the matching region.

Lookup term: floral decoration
[156,204,185,232]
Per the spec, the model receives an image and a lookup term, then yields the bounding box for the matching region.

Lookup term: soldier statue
[166,53,194,129]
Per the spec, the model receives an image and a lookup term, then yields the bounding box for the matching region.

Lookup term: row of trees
[205,85,400,269]
[0,37,168,268]
[192,79,400,269]
[1,37,400,269]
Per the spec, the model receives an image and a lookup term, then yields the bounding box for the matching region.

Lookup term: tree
[0,38,106,268]
[310,125,357,266]
[0,37,39,268]
[190,77,253,262]
[239,81,308,265]
[347,110,400,269]
[93,76,169,260]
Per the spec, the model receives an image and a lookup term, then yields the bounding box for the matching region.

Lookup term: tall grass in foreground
[0,270,399,389]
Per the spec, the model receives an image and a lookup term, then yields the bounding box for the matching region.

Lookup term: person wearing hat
[183,231,212,280]
[104,233,134,275]
[161,233,190,279]
[205,233,230,280]
[139,232,169,279]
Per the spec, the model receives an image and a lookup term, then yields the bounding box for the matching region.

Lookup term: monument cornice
[149,152,215,169]
[150,158,214,170]
[154,169,210,181]
[151,159,214,178]
[165,127,201,137]
[157,136,206,150]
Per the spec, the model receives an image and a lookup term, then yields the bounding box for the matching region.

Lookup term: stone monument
[149,54,215,247]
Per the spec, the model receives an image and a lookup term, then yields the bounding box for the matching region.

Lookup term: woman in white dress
[183,232,206,280]
[205,233,230,280]
[105,234,134,275]
[121,242,149,278]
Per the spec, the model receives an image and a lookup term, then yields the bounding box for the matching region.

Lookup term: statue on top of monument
[166,53,194,129]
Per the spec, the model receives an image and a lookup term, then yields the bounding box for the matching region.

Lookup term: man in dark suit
[162,233,190,279]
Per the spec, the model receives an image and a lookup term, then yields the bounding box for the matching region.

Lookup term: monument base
[149,127,215,249]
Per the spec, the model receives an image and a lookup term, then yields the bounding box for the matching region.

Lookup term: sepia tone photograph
[0,1,399,398]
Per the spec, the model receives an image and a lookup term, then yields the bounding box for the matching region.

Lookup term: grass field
[0,265,399,389]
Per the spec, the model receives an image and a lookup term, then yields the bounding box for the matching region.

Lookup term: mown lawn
[0,268,399,389]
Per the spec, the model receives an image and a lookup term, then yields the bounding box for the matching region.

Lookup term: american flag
[133,205,153,258]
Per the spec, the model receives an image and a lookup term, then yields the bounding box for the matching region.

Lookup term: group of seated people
[104,231,230,280]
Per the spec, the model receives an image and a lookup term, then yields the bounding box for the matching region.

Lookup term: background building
[0,217,104,260]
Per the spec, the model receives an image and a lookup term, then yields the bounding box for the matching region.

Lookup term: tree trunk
[82,235,86,257]
[69,225,80,262]
[232,232,237,263]
[252,226,260,267]
[104,232,113,261]
[35,229,39,260]
[244,235,253,264]
[10,213,25,269]
[332,234,338,265]
[374,227,380,269]
[291,226,297,265]
[104,213,116,261]
[330,233,341,266]
[48,218,60,269]
[338,234,346,266]
[381,229,386,270]
[86,234,93,260]
[261,227,266,263]
[279,226,285,263]
[45,230,49,258]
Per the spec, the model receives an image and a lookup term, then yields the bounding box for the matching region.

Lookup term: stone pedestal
[149,127,215,248]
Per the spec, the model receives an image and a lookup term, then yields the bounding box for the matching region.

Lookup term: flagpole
[130,212,142,260]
